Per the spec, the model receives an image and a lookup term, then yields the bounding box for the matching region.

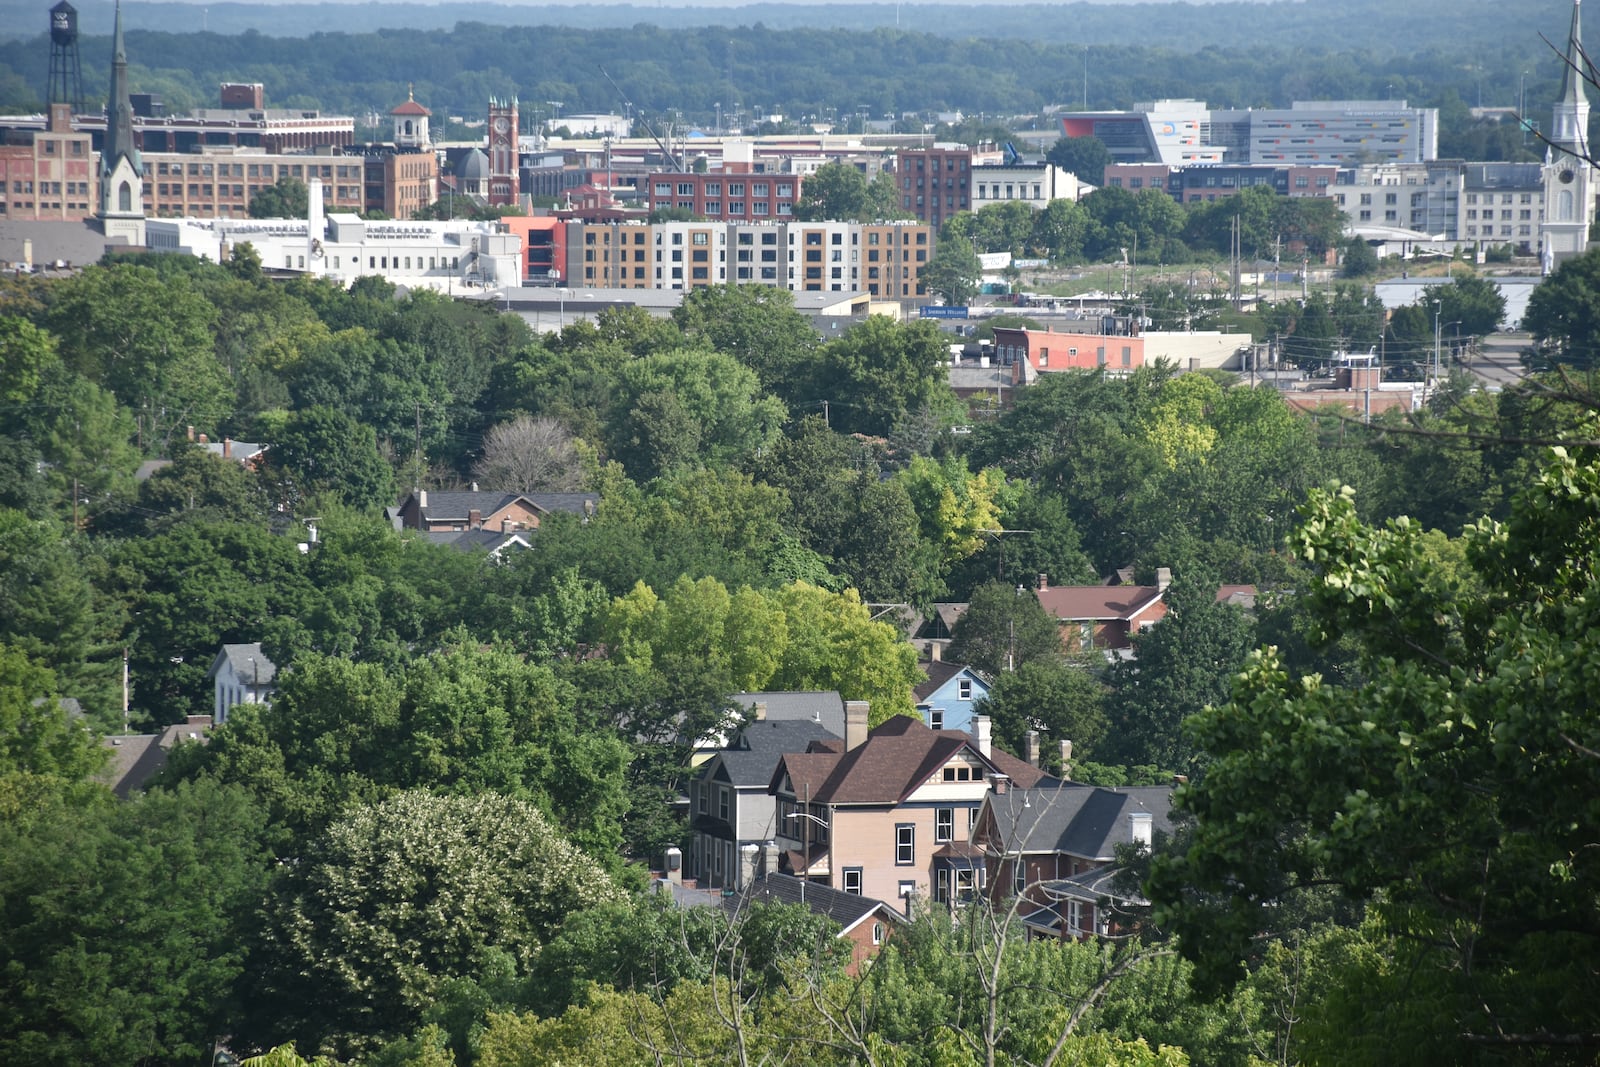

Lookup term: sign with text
[919,305,970,319]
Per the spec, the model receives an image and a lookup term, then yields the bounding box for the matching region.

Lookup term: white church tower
[97,0,145,245]
[1542,0,1596,270]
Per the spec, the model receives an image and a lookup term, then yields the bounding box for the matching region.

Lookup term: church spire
[102,0,140,177]
[1554,0,1592,155]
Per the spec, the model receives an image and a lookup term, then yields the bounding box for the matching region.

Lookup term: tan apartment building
[0,103,96,221]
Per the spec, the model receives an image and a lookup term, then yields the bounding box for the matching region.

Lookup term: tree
[1523,246,1600,367]
[262,404,395,510]
[0,646,103,785]
[607,349,786,479]
[0,315,54,404]
[1422,273,1506,339]
[670,283,819,399]
[1339,236,1379,277]
[250,175,310,219]
[1046,135,1112,184]
[812,317,957,438]
[920,233,983,305]
[1101,569,1254,770]
[1150,450,1600,1051]
[473,414,584,492]
[948,580,1063,677]
[793,161,871,221]
[242,790,620,1059]
[0,780,271,1066]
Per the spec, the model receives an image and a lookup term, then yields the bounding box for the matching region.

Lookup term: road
[1463,331,1532,390]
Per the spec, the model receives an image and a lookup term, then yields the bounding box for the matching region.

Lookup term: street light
[1433,298,1443,384]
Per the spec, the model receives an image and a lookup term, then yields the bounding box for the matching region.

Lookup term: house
[1034,570,1256,653]
[971,783,1174,941]
[205,642,278,724]
[687,707,842,891]
[693,690,847,765]
[912,602,968,661]
[913,661,991,734]
[726,872,903,975]
[768,708,1056,907]
[390,488,599,535]
[98,715,214,797]
[420,527,534,559]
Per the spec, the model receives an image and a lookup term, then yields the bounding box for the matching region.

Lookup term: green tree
[249,175,310,219]
[0,779,271,1067]
[0,646,104,784]
[1339,236,1379,277]
[671,283,820,399]
[793,160,871,221]
[947,579,1063,677]
[0,315,54,403]
[978,659,1107,760]
[243,789,620,1059]
[261,404,395,510]
[1150,452,1600,1050]
[1046,135,1112,184]
[1523,246,1600,366]
[1102,569,1254,770]
[920,233,983,305]
[608,349,786,479]
[812,316,957,438]
[1422,273,1506,339]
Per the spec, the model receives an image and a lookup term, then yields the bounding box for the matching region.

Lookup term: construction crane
[599,67,686,173]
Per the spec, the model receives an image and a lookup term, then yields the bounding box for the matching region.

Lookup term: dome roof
[457,148,490,179]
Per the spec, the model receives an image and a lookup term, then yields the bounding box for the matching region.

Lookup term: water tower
[48,1,84,113]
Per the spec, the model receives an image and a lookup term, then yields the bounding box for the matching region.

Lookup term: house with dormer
[972,783,1173,941]
[769,709,1055,908]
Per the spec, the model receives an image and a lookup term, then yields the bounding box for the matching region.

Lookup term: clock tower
[1541,0,1596,270]
[487,96,520,208]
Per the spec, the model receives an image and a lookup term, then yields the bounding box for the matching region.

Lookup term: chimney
[502,517,515,534]
[1024,730,1040,768]
[187,425,195,441]
[974,714,992,758]
[1059,739,1073,780]
[469,508,482,529]
[222,436,232,459]
[1130,811,1153,847]
[197,433,209,445]
[1156,567,1172,592]
[417,488,428,509]
[1037,572,1048,591]
[929,641,942,662]
[844,700,869,751]
[186,714,212,726]
[665,845,683,885]
[988,772,1009,795]
[1172,773,1189,786]
[753,701,767,721]
[739,842,761,889]
[470,481,479,492]
[305,518,319,545]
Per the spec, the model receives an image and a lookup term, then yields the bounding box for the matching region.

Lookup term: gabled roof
[731,691,845,737]
[207,642,277,685]
[914,661,988,703]
[771,715,1053,807]
[710,718,842,789]
[727,872,903,937]
[391,98,432,117]
[422,528,531,555]
[408,490,599,522]
[1036,585,1165,622]
[978,785,1173,862]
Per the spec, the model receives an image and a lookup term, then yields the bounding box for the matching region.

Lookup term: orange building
[991,325,1146,379]
[0,103,96,221]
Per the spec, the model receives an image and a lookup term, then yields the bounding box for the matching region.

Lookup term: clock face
[1561,168,1577,184]
[493,116,510,134]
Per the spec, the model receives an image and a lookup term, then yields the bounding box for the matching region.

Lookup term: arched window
[118,181,131,211]
[1559,189,1575,220]
[404,120,413,137]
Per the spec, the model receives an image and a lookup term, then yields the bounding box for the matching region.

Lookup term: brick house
[725,872,902,975]
[1034,571,1256,653]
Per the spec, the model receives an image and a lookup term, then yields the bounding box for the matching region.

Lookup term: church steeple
[98,0,144,243]
[102,0,140,177]
[1553,0,1592,156]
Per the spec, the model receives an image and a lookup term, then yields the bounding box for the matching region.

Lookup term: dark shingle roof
[209,643,277,685]
[414,490,598,522]
[914,661,986,702]
[981,785,1173,862]
[726,872,902,934]
[717,718,841,788]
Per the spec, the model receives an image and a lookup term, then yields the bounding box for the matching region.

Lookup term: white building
[145,179,522,292]
[206,642,277,724]
[1541,0,1597,269]
[970,162,1087,208]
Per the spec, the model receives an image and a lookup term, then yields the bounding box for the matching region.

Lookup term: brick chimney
[753,701,767,721]
[844,700,869,751]
[1156,567,1172,592]
[222,437,232,459]
[1038,572,1049,591]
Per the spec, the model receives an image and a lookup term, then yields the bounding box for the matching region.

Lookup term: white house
[205,642,278,724]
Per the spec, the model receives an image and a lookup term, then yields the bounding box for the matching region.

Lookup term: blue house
[913,661,992,734]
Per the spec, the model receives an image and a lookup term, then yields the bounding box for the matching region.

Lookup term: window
[692,231,709,245]
[718,787,730,821]
[935,807,954,843]
[895,823,915,865]
[696,784,708,813]
[898,880,915,901]
[1014,858,1028,891]
[957,678,973,701]
[1068,900,1083,933]
[929,709,944,730]
[843,867,863,894]
[955,868,976,902]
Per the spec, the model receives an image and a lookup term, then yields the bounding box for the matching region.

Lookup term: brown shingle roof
[1036,585,1164,622]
